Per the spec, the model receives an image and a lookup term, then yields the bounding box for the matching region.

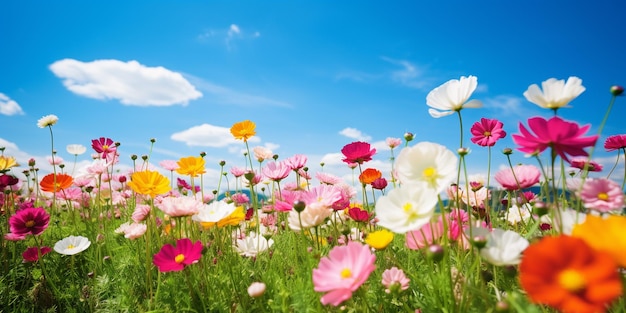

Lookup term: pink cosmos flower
[22,246,52,262]
[302,185,344,209]
[4,233,26,241]
[341,142,376,165]
[253,146,273,161]
[231,193,250,205]
[386,137,402,149]
[273,189,305,212]
[470,118,507,147]
[381,267,410,293]
[153,238,203,272]
[47,155,64,165]
[405,220,444,250]
[230,166,246,177]
[579,178,625,213]
[159,160,179,171]
[9,207,50,237]
[156,196,203,217]
[262,161,291,182]
[316,172,343,185]
[284,154,308,171]
[494,164,541,191]
[512,116,598,162]
[122,222,148,240]
[569,157,603,172]
[91,137,117,158]
[604,134,626,152]
[132,204,151,223]
[312,241,376,306]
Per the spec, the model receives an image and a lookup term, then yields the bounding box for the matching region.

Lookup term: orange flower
[40,173,73,193]
[572,215,626,268]
[127,170,171,198]
[519,235,622,313]
[359,168,382,184]
[175,156,206,177]
[230,120,256,142]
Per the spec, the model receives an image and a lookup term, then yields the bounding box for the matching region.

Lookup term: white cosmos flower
[287,202,333,231]
[54,235,91,255]
[374,185,438,234]
[37,114,59,128]
[394,141,457,193]
[505,203,532,225]
[426,75,482,118]
[192,200,237,224]
[480,228,529,266]
[523,76,585,109]
[66,144,87,155]
[233,232,273,257]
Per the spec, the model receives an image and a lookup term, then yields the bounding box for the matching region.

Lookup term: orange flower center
[175,254,185,264]
[597,192,609,201]
[483,131,491,136]
[558,269,587,292]
[25,220,35,228]
[340,268,352,279]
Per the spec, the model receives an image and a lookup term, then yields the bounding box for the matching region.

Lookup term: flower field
[2,76,626,313]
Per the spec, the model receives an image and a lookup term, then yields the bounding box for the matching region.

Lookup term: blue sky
[2,1,626,191]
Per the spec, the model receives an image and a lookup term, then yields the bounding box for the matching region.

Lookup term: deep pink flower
[579,178,624,213]
[341,142,376,165]
[9,207,50,236]
[91,137,117,158]
[22,246,52,262]
[284,154,308,171]
[371,177,388,190]
[381,267,410,293]
[153,238,203,272]
[231,192,250,205]
[494,165,541,191]
[512,116,598,162]
[0,174,19,189]
[273,189,305,212]
[312,241,376,306]
[569,157,603,172]
[470,118,507,147]
[604,134,626,152]
[262,161,291,182]
[347,207,370,223]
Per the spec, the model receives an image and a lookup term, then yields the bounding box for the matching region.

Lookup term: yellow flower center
[597,192,609,201]
[558,269,586,292]
[175,254,185,264]
[483,131,491,136]
[102,145,109,150]
[423,167,436,179]
[340,268,352,279]
[25,220,35,228]
[67,244,75,249]
[403,203,412,212]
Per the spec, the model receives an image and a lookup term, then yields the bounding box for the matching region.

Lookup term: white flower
[253,146,273,161]
[54,235,91,255]
[37,114,59,128]
[505,203,532,225]
[192,199,237,224]
[543,208,586,235]
[287,202,333,231]
[234,232,273,257]
[247,282,267,298]
[66,144,87,155]
[480,228,529,266]
[394,141,457,193]
[426,75,482,118]
[374,185,438,234]
[523,76,585,109]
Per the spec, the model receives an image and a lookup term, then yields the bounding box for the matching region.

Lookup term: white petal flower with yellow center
[66,144,87,155]
[480,228,529,266]
[374,186,438,234]
[54,235,91,255]
[426,75,482,118]
[37,114,59,128]
[394,141,457,193]
[523,76,585,110]
[192,200,237,226]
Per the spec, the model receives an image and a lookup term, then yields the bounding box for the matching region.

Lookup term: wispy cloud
[334,70,379,83]
[49,59,202,106]
[0,93,24,115]
[381,57,432,90]
[483,95,527,117]
[339,127,372,141]
[170,123,261,148]
[186,74,292,108]
[198,24,260,50]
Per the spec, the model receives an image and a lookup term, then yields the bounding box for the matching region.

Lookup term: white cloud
[228,24,241,36]
[483,95,525,116]
[49,59,202,106]
[0,93,24,115]
[339,127,372,141]
[381,57,431,89]
[170,123,261,148]
[198,24,260,50]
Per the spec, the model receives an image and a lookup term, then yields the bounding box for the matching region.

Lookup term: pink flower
[156,196,203,217]
[273,189,305,212]
[22,246,52,262]
[230,166,246,177]
[386,137,402,149]
[247,282,266,298]
[231,192,250,205]
[159,160,179,171]
[341,142,376,165]
[123,223,147,240]
[494,165,541,191]
[91,137,117,158]
[253,146,273,161]
[312,241,376,306]
[262,161,291,182]
[381,267,410,293]
[406,220,444,250]
[569,157,603,172]
[284,154,308,171]
[604,134,626,152]
[347,207,370,223]
[47,155,64,165]
[316,172,343,185]
[470,118,507,147]
[579,178,624,213]
[512,116,598,162]
[371,177,388,190]
[153,238,203,272]
[9,207,50,237]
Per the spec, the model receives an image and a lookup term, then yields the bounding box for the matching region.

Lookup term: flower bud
[471,235,488,249]
[457,147,470,156]
[293,201,306,213]
[610,85,624,96]
[495,300,510,312]
[404,132,414,142]
[427,244,444,262]
[200,151,207,158]
[502,148,513,155]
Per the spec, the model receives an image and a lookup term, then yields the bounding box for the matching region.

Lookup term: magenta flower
[381,267,410,294]
[371,177,388,190]
[9,207,50,237]
[579,178,624,213]
[312,241,376,306]
[22,246,52,262]
[604,134,626,152]
[91,137,117,158]
[347,207,370,223]
[569,157,603,172]
[470,118,507,147]
[341,142,376,165]
[153,238,203,272]
[512,116,598,162]
[494,165,541,191]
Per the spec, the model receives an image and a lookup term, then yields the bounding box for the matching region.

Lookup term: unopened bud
[502,148,513,155]
[404,132,414,142]
[293,201,306,213]
[610,85,624,96]
[427,244,444,262]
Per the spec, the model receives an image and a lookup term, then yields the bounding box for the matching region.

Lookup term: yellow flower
[0,156,19,172]
[230,120,256,142]
[127,170,171,198]
[176,156,206,177]
[365,229,394,250]
[217,206,246,227]
[572,215,626,267]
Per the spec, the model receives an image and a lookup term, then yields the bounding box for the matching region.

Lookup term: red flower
[22,246,52,262]
[91,137,117,157]
[39,173,74,193]
[153,238,203,272]
[341,142,376,165]
[347,207,370,223]
[470,118,506,147]
[9,207,50,236]
[512,116,598,162]
[604,134,626,152]
[371,178,388,190]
